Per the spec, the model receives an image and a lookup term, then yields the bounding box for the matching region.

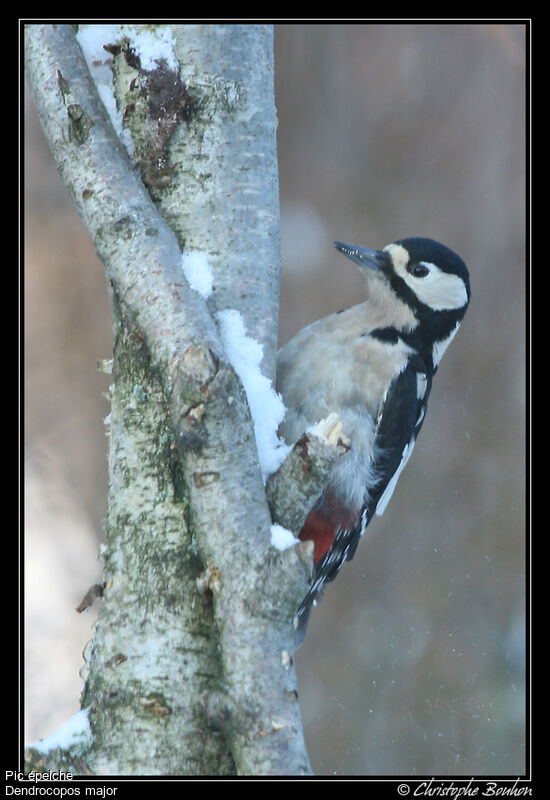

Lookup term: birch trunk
[24,22,314,776]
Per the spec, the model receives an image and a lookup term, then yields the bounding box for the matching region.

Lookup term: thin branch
[24,24,221,377]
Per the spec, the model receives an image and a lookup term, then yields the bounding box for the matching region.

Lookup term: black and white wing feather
[370,355,431,519]
[294,356,431,643]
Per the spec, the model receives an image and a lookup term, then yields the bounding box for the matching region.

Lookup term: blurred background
[24,23,527,776]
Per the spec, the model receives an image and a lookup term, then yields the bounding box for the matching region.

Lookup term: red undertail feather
[299,490,360,564]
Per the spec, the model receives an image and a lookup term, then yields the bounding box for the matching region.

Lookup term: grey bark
[267,428,350,535]
[24,23,335,777]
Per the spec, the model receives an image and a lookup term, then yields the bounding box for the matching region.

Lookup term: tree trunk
[24,22,316,776]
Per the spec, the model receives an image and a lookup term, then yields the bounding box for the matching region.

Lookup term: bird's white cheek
[409,266,469,311]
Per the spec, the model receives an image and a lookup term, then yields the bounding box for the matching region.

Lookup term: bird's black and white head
[334,237,471,371]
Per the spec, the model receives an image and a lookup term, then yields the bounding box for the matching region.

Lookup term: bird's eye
[409,263,430,278]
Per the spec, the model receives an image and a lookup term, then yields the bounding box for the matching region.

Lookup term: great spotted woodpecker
[276,238,471,645]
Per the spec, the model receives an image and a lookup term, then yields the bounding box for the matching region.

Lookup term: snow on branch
[217,309,291,482]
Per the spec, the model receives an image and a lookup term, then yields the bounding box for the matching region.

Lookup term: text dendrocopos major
[276,238,471,645]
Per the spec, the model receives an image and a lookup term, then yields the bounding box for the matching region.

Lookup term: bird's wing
[294,357,430,645]
[370,355,430,517]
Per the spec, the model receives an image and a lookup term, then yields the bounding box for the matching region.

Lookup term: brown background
[24,23,526,775]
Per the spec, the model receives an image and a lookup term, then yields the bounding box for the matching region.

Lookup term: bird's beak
[333,241,388,273]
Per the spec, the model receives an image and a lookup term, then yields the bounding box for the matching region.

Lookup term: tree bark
[24,22,323,776]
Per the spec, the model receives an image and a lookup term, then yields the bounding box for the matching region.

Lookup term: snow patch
[181,251,214,299]
[216,309,291,481]
[27,708,92,754]
[270,523,300,551]
[77,24,177,73]
[76,24,179,157]
[76,24,124,79]
[127,26,178,72]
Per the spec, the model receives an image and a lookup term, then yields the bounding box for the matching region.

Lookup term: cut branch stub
[266,414,350,535]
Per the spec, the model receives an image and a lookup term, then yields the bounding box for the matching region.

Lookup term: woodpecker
[276,237,471,645]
